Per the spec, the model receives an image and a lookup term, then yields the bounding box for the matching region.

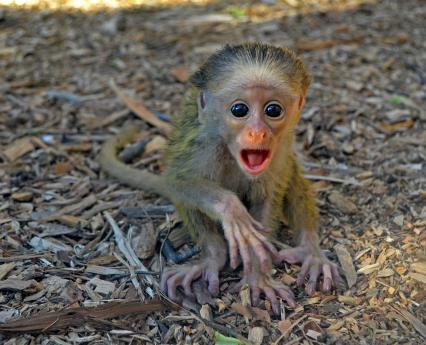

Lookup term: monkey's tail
[98,123,169,198]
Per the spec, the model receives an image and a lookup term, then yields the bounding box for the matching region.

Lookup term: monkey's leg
[167,179,277,276]
[274,164,343,295]
[231,248,296,314]
[160,210,227,303]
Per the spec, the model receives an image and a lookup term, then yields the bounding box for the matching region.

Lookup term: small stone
[342,143,355,154]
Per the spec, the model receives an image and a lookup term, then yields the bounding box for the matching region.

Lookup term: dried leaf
[109,80,172,136]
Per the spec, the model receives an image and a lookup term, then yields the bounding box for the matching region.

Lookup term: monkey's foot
[275,246,344,295]
[160,260,220,303]
[231,272,296,315]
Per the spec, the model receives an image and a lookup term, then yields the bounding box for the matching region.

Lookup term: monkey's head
[191,43,311,178]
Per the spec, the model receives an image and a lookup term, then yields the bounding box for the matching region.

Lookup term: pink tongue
[247,152,264,167]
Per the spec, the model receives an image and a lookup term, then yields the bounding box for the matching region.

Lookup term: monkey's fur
[99,43,340,311]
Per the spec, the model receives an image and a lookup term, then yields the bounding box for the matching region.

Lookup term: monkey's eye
[265,104,283,118]
[231,103,249,118]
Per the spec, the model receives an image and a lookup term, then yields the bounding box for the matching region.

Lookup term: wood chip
[248,326,265,345]
[408,272,426,284]
[3,137,35,161]
[358,263,380,275]
[335,244,357,288]
[0,278,36,291]
[0,263,16,280]
[11,191,33,202]
[328,191,357,215]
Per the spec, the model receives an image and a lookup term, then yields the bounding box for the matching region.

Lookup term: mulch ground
[0,0,425,344]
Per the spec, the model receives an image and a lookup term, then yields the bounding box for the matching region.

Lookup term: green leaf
[389,95,405,105]
[215,331,241,345]
[225,6,246,19]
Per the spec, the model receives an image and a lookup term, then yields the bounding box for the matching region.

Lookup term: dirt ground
[0,0,425,344]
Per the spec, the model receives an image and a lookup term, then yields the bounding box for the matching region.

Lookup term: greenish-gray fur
[191,42,311,95]
[164,43,317,241]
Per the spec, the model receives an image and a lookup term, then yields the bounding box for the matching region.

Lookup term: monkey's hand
[220,195,277,275]
[161,258,222,303]
[231,264,296,315]
[275,245,343,295]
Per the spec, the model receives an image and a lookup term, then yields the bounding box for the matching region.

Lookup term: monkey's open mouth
[240,149,271,175]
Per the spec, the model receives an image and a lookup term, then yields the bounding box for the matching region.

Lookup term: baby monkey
[99,43,341,313]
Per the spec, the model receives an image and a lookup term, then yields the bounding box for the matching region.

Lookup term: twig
[273,315,308,345]
[104,211,156,297]
[304,174,360,186]
[114,251,144,299]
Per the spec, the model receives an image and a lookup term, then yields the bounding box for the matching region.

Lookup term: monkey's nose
[248,128,266,143]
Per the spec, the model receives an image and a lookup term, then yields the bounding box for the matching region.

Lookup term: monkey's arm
[167,178,277,275]
[99,126,276,275]
[275,160,342,294]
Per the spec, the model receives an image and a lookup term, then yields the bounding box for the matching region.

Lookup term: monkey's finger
[251,286,261,306]
[160,270,176,293]
[205,270,220,297]
[225,226,240,270]
[244,233,271,273]
[254,232,278,257]
[234,227,251,276]
[252,219,273,234]
[297,259,311,286]
[277,286,296,308]
[167,273,185,301]
[182,267,201,296]
[263,287,279,315]
[306,263,320,295]
[321,263,333,292]
[229,280,244,294]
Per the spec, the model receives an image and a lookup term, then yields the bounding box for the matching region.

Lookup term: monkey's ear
[199,91,207,110]
[197,91,213,116]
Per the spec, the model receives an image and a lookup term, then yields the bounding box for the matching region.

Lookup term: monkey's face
[211,81,304,178]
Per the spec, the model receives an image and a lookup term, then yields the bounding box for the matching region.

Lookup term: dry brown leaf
[53,161,73,175]
[380,118,414,133]
[277,319,292,333]
[170,65,190,82]
[109,80,172,136]
[231,302,252,320]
